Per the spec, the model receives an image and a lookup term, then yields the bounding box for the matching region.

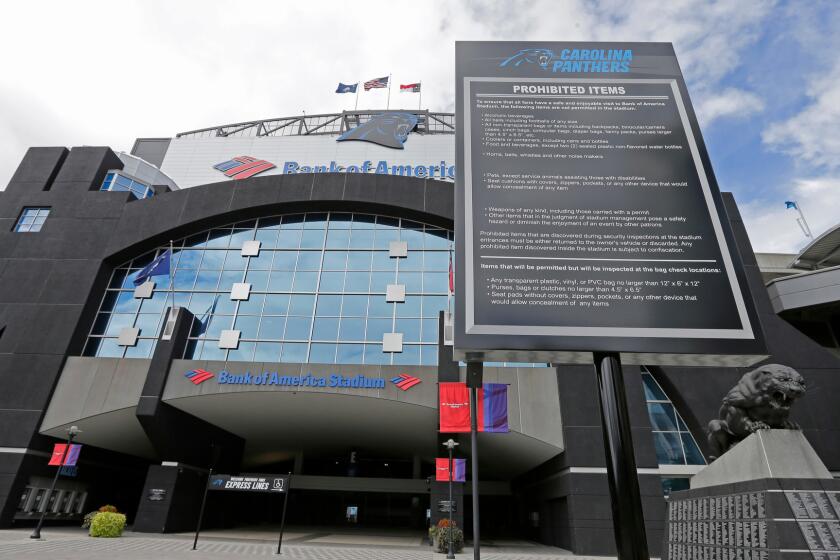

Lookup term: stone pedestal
[663,430,840,560]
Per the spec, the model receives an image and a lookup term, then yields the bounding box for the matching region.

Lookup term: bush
[434,526,464,553]
[98,505,118,513]
[81,511,98,529]
[89,512,126,538]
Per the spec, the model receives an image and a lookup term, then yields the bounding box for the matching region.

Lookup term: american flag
[213,156,276,180]
[400,83,421,93]
[364,76,389,90]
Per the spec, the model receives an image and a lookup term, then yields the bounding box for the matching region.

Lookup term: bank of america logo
[185,369,214,385]
[213,156,276,180]
[391,374,421,391]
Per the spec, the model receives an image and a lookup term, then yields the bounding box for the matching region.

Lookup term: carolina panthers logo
[500,48,555,70]
[336,112,418,150]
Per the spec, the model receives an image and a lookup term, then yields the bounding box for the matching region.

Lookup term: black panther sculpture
[707,364,805,460]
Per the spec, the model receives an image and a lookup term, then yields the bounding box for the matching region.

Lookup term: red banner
[436,457,466,482]
[48,444,81,466]
[439,382,471,432]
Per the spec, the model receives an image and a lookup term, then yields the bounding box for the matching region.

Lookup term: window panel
[682,433,705,465]
[312,318,339,340]
[370,271,395,292]
[227,342,255,362]
[371,251,395,271]
[346,251,372,271]
[96,338,124,358]
[207,229,231,248]
[113,291,141,313]
[202,315,234,338]
[296,251,322,271]
[259,316,286,339]
[105,314,135,336]
[218,271,244,292]
[393,344,421,365]
[309,343,337,364]
[194,270,222,291]
[315,295,342,316]
[652,432,685,465]
[425,230,450,249]
[198,250,225,270]
[338,318,366,341]
[326,229,350,249]
[277,230,302,249]
[319,271,345,292]
[398,272,423,293]
[254,229,279,248]
[263,294,291,315]
[280,214,304,229]
[223,250,247,270]
[293,271,318,292]
[396,297,422,317]
[289,294,316,316]
[174,269,198,290]
[374,229,399,249]
[642,374,668,401]
[647,403,678,431]
[365,318,392,342]
[422,296,449,317]
[125,339,154,358]
[341,295,368,316]
[424,252,450,271]
[272,251,298,270]
[349,229,374,248]
[424,272,449,293]
[280,342,308,363]
[200,344,227,361]
[134,314,162,337]
[299,229,325,249]
[234,315,260,338]
[284,317,312,340]
[229,229,255,247]
[364,344,389,365]
[352,215,376,228]
[395,319,421,342]
[401,251,423,270]
[268,270,294,292]
[420,345,438,366]
[254,342,282,362]
[248,251,274,270]
[91,313,110,336]
[344,271,370,292]
[368,297,393,318]
[246,271,270,292]
[329,213,352,228]
[336,344,365,364]
[401,228,425,249]
[322,251,347,270]
[237,293,265,315]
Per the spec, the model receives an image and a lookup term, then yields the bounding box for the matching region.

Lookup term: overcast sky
[1,1,838,254]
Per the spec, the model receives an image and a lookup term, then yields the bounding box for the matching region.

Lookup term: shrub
[81,511,98,529]
[89,512,126,538]
[434,525,464,553]
[98,505,118,513]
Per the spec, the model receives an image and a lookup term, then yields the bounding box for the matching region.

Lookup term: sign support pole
[192,466,213,551]
[594,352,649,560]
[466,361,483,560]
[31,428,78,539]
[276,473,291,555]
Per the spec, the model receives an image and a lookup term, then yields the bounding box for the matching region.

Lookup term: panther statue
[707,364,805,460]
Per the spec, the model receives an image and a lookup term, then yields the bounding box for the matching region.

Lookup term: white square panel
[218,330,241,349]
[230,283,251,300]
[133,281,155,299]
[382,332,403,353]
[117,327,139,347]
[389,241,408,258]
[241,240,261,257]
[386,284,406,302]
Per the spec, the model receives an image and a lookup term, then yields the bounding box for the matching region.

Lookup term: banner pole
[419,81,422,111]
[355,85,359,111]
[30,429,77,539]
[276,473,291,555]
[386,73,392,110]
[593,352,649,560]
[447,447,455,559]
[192,466,213,551]
[466,361,483,560]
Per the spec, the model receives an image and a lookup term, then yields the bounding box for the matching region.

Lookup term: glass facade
[101,172,154,199]
[642,368,706,466]
[83,212,454,365]
[14,207,50,232]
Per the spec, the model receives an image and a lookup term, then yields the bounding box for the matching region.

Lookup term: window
[642,368,706,466]
[84,213,458,365]
[14,207,50,232]
[101,172,154,200]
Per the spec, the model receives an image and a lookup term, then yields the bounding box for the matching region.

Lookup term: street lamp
[31,425,81,539]
[442,438,459,559]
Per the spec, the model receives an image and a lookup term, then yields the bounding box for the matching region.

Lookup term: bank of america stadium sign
[185,369,421,391]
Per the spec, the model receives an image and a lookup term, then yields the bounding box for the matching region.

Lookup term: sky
[0,0,837,255]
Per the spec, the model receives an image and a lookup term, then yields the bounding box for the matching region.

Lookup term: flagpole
[796,204,813,238]
[168,240,174,312]
[386,73,392,110]
[419,81,422,111]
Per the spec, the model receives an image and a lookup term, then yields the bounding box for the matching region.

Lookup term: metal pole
[354,85,359,111]
[469,386,480,560]
[31,429,77,539]
[192,467,213,551]
[386,74,392,110]
[594,352,649,560]
[419,82,422,111]
[447,446,455,559]
[276,473,291,555]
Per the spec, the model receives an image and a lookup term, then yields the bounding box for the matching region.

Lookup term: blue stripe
[482,383,509,433]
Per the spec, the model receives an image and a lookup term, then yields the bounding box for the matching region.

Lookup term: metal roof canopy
[792,221,840,270]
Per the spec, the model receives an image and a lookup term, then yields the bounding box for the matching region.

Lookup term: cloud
[695,88,765,127]
[762,60,840,171]
[740,175,840,254]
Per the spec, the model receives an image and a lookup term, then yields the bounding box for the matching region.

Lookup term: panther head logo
[336,112,418,150]
[500,48,555,70]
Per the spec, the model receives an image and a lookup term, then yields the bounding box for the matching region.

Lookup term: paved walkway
[0,526,615,559]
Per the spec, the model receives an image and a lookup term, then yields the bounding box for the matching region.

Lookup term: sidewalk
[0,526,614,559]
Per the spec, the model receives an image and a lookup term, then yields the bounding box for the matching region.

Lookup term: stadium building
[0,109,839,556]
